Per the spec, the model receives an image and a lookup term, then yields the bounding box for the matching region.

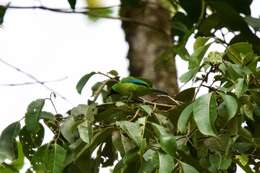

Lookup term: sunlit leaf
[141,149,158,173]
[226,42,253,64]
[219,93,238,121]
[0,164,16,173]
[242,103,254,121]
[140,105,153,116]
[180,68,199,83]
[180,162,199,173]
[189,43,211,69]
[116,121,144,148]
[151,123,176,156]
[193,37,210,50]
[235,154,249,166]
[178,104,193,133]
[193,93,217,136]
[10,142,24,170]
[234,78,246,97]
[77,120,92,144]
[61,116,78,143]
[158,152,174,173]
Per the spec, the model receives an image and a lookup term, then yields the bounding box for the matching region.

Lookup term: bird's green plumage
[112,76,166,96]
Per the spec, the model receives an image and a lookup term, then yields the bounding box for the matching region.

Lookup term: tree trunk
[120,0,179,96]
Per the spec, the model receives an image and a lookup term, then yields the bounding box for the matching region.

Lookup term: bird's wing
[121,77,150,87]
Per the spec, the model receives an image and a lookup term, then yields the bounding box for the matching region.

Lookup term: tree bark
[120,0,179,96]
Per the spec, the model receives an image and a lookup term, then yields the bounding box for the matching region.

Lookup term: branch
[6,5,168,35]
[0,76,68,86]
[0,58,68,101]
[138,97,176,109]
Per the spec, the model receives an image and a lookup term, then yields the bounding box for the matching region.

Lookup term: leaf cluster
[1,0,260,173]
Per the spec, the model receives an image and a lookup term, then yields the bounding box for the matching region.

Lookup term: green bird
[111,76,167,97]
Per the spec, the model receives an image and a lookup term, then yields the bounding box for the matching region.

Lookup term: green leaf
[235,154,249,166]
[178,104,193,133]
[141,149,159,173]
[61,116,78,143]
[25,99,45,133]
[244,16,260,31]
[71,104,96,122]
[158,152,174,173]
[209,154,232,170]
[189,43,211,69]
[77,120,92,144]
[0,165,16,173]
[173,46,190,61]
[113,149,139,173]
[40,111,55,121]
[140,105,153,116]
[116,121,144,149]
[242,103,254,121]
[0,122,21,163]
[67,0,76,9]
[108,70,119,76]
[112,131,125,156]
[180,162,199,173]
[151,123,176,156]
[19,124,44,159]
[219,93,238,121]
[76,72,96,94]
[193,37,210,50]
[226,42,254,64]
[0,143,23,172]
[175,88,196,103]
[180,67,199,83]
[31,144,66,173]
[193,93,217,136]
[0,5,8,25]
[10,142,24,170]
[234,78,246,97]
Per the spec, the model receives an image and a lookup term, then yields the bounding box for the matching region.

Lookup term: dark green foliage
[1,0,260,172]
[0,122,20,163]
[25,99,45,133]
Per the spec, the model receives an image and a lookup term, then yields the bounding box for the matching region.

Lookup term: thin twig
[97,72,114,79]
[139,97,176,109]
[193,67,212,99]
[157,94,183,105]
[49,92,58,114]
[6,5,169,36]
[129,109,140,121]
[0,76,67,86]
[0,58,68,101]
